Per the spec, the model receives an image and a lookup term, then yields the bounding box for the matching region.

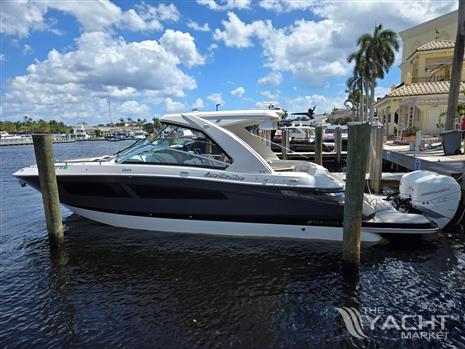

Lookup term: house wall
[400,10,458,82]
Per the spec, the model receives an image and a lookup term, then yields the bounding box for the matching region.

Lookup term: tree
[446,0,465,130]
[152,117,162,130]
[347,24,399,122]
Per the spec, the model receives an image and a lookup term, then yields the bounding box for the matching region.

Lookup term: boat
[14,110,462,243]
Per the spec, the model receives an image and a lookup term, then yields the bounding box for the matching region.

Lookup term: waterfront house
[375,10,464,139]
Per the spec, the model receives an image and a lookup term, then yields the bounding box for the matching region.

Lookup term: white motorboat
[14,110,462,243]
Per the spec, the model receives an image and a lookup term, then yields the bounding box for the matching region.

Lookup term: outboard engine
[397,170,462,229]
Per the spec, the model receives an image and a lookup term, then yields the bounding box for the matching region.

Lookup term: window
[116,124,231,170]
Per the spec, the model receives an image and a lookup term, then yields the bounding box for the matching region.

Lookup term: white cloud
[0,54,5,62]
[207,93,224,105]
[284,94,346,113]
[214,4,458,86]
[260,90,280,100]
[230,86,245,97]
[0,1,180,37]
[160,30,205,67]
[196,0,251,11]
[213,12,272,48]
[187,20,210,32]
[259,0,311,12]
[257,71,282,86]
[3,30,204,121]
[22,44,33,56]
[164,98,186,112]
[192,98,204,109]
[118,100,150,117]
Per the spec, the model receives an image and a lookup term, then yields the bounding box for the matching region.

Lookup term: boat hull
[66,205,384,243]
[18,173,438,242]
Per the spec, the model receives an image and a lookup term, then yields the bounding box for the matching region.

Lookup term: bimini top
[159,112,274,174]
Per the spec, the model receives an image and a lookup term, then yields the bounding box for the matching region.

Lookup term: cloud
[0,1,180,37]
[196,0,251,11]
[213,4,457,86]
[230,86,245,97]
[284,94,346,113]
[164,98,186,112]
[187,20,210,32]
[192,98,204,109]
[118,100,150,117]
[22,44,33,56]
[160,30,205,67]
[260,90,280,100]
[3,30,204,121]
[259,0,311,12]
[213,12,272,48]
[257,71,282,86]
[207,93,224,105]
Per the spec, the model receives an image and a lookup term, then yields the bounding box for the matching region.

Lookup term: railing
[411,75,450,83]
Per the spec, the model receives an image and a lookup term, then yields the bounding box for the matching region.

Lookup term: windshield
[116,124,232,170]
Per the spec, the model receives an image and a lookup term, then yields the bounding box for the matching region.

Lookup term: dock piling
[314,126,323,165]
[343,122,371,273]
[32,134,64,246]
[335,126,342,171]
[368,121,384,193]
[281,128,289,160]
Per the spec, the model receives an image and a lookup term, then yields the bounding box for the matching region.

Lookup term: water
[1,141,465,348]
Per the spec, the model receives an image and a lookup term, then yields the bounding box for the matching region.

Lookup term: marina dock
[0,138,76,147]
[383,142,465,189]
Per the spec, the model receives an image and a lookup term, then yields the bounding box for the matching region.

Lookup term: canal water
[1,141,465,348]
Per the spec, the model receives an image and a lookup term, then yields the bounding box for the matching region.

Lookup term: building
[328,108,353,123]
[375,10,464,138]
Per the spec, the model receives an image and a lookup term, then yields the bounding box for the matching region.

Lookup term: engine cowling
[399,170,461,229]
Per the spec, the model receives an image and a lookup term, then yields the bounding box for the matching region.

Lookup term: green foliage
[404,127,419,137]
[94,129,103,138]
[332,117,352,125]
[152,118,162,130]
[0,117,71,134]
[143,122,155,134]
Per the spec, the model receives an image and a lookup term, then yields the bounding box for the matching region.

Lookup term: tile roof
[416,40,455,52]
[406,40,455,60]
[387,81,465,97]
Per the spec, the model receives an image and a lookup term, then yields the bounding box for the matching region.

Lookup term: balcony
[411,75,450,83]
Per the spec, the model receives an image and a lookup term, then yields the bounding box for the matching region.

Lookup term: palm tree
[348,24,399,122]
[446,0,465,130]
[347,50,370,121]
[346,73,364,120]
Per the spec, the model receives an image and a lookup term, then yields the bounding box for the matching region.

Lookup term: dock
[382,142,465,189]
[0,138,76,146]
[276,150,348,161]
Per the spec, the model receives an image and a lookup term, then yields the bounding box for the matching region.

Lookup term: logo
[336,306,458,341]
[204,171,245,181]
[335,307,367,339]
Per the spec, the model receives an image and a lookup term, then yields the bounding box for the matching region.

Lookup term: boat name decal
[205,172,245,181]
[122,168,132,172]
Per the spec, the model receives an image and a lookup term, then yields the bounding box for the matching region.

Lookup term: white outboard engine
[399,170,461,229]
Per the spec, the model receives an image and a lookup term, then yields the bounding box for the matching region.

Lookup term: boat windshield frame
[115,123,233,170]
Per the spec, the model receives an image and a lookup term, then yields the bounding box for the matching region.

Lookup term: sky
[0,0,459,125]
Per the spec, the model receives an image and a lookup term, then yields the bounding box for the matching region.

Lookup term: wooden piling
[335,126,342,171]
[342,122,371,273]
[314,126,323,165]
[368,121,384,193]
[281,128,289,160]
[32,134,64,246]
